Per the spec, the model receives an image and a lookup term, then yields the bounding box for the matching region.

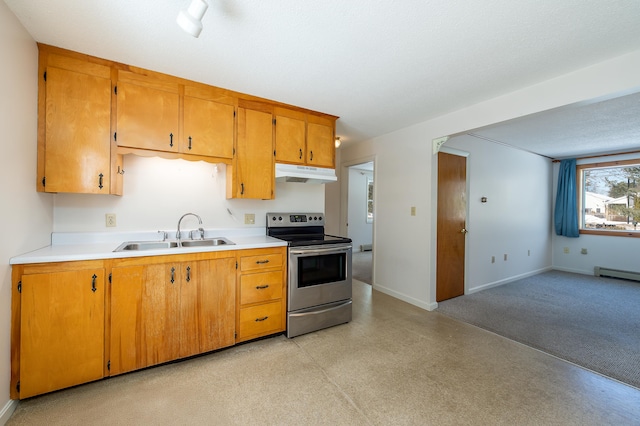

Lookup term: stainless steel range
[267,213,352,338]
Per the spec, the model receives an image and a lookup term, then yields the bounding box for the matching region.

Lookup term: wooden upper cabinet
[183,96,234,158]
[115,79,179,153]
[228,106,274,199]
[307,119,335,168]
[40,57,112,194]
[274,107,336,169]
[274,109,306,164]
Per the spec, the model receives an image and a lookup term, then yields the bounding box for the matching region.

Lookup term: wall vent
[594,266,640,282]
[360,244,373,252]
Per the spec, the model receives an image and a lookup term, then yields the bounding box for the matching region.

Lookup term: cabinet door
[183,96,234,158]
[274,114,305,164]
[44,66,111,193]
[116,81,179,152]
[20,269,105,398]
[307,122,335,168]
[233,107,274,199]
[110,263,181,375]
[180,258,236,357]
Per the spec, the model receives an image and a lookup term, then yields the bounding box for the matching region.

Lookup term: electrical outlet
[528,249,531,256]
[504,254,508,261]
[244,213,255,225]
[581,248,588,255]
[105,213,116,227]
[563,247,570,254]
[410,206,416,216]
[491,256,495,263]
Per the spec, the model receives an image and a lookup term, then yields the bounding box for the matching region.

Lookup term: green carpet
[436,270,640,389]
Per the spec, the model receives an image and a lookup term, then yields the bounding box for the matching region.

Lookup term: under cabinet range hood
[275,163,337,184]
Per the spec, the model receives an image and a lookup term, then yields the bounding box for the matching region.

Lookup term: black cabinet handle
[299,148,302,159]
[186,266,191,282]
[98,173,104,189]
[256,259,270,264]
[256,284,269,290]
[240,183,244,195]
[310,150,314,161]
[188,136,192,150]
[171,267,175,284]
[169,133,174,147]
[255,316,268,322]
[91,274,97,292]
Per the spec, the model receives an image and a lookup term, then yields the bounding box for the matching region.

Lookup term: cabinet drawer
[238,301,283,339]
[240,253,283,273]
[240,271,283,305]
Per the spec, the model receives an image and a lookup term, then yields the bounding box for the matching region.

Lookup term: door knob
[461,228,468,234]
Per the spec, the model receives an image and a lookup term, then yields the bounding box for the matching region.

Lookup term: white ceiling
[465,90,640,159]
[5,0,640,157]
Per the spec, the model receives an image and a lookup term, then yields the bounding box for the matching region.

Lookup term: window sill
[580,229,640,238]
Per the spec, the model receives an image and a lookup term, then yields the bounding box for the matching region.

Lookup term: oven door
[288,243,352,312]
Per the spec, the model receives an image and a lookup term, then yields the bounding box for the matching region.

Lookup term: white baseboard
[373,284,438,311]
[551,266,594,276]
[467,266,553,294]
[0,399,18,425]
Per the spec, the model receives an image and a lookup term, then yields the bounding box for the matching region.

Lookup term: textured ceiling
[4,0,640,156]
[467,91,640,159]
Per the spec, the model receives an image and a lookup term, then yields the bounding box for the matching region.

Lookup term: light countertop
[10,228,287,265]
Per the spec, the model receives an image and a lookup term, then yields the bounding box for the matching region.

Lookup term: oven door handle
[290,246,352,256]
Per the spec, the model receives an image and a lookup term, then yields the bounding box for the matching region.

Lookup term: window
[366,177,374,223]
[578,159,640,236]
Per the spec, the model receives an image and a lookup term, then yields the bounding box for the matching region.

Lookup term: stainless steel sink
[180,238,234,247]
[115,241,178,251]
[114,238,234,252]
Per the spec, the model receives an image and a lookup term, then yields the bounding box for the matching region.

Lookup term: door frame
[436,146,470,301]
[340,155,377,284]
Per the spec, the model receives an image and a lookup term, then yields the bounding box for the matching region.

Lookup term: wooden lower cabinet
[109,253,236,375]
[236,247,287,342]
[11,246,286,399]
[11,261,106,399]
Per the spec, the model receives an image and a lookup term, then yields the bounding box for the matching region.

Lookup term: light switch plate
[244,213,255,225]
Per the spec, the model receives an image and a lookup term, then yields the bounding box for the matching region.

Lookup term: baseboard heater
[360,244,373,252]
[594,266,640,282]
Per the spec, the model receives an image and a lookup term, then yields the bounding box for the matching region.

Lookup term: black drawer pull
[256,260,270,264]
[255,284,269,290]
[255,316,269,322]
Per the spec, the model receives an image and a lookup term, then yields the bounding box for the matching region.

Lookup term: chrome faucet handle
[189,227,205,240]
[158,230,168,241]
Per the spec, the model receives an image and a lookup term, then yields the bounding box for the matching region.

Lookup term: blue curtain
[554,159,579,237]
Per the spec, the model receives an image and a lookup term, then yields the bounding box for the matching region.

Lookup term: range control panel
[267,212,325,227]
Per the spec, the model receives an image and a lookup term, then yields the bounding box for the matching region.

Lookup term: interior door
[436,151,467,301]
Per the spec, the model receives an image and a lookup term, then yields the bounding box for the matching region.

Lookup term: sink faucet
[176,213,204,246]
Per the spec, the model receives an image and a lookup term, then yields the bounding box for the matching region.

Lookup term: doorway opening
[345,161,374,285]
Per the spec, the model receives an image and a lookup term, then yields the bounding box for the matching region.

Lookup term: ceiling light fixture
[335,137,342,148]
[177,0,209,38]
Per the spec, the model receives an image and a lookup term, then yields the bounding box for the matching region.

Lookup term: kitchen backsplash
[52,155,326,232]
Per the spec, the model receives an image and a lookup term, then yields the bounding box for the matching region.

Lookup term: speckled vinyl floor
[7,280,640,425]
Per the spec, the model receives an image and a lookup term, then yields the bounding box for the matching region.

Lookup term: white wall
[347,167,373,251]
[552,154,640,275]
[445,136,552,292]
[335,48,640,311]
[53,156,325,232]
[0,2,52,419]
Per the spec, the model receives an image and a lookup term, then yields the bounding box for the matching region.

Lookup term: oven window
[297,252,346,287]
